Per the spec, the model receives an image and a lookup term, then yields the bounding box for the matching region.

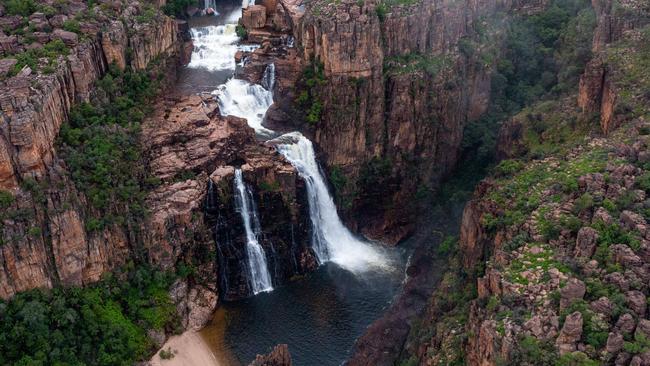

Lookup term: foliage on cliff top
[383,53,450,77]
[461,0,596,164]
[58,63,163,230]
[0,264,181,366]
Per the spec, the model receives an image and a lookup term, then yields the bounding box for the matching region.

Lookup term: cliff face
[291,0,547,244]
[0,1,185,299]
[397,2,650,364]
[578,0,650,134]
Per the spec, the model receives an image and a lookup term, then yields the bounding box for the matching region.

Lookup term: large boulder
[249,344,292,366]
[556,311,583,355]
[560,278,586,310]
[242,5,267,29]
[575,227,599,258]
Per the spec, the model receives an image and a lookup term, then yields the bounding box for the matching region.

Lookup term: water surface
[201,256,407,366]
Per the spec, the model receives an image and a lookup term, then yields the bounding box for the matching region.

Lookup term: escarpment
[578,0,650,134]
[264,0,550,244]
[0,1,188,299]
[388,0,650,364]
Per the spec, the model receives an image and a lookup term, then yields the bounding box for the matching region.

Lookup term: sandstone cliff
[267,0,551,244]
[391,1,650,363]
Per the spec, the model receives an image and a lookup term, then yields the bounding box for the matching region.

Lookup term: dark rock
[575,227,599,258]
[560,278,586,310]
[249,344,292,366]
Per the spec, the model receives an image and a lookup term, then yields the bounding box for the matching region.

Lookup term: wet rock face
[205,154,316,301]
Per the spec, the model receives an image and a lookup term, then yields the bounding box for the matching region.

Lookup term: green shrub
[235,24,247,38]
[3,0,37,16]
[259,180,280,192]
[438,236,457,255]
[62,19,81,34]
[556,352,599,366]
[0,265,179,365]
[375,3,387,21]
[573,193,594,213]
[0,190,14,209]
[636,172,650,191]
[162,0,197,16]
[159,347,175,360]
[494,159,524,177]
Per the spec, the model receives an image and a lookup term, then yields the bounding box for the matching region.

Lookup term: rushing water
[181,1,409,364]
[233,169,274,294]
[275,132,390,272]
[214,79,275,136]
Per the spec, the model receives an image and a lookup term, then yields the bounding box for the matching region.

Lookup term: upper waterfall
[214,78,275,136]
[234,169,274,294]
[275,132,390,273]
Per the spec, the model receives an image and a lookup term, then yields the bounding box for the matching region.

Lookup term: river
[175,1,412,365]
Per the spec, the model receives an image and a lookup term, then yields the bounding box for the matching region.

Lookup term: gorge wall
[0,0,185,299]
[389,0,650,364]
[277,0,550,244]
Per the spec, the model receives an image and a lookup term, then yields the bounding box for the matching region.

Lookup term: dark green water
[201,252,408,366]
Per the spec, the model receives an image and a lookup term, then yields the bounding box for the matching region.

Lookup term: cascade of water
[234,169,274,294]
[275,132,389,272]
[214,79,275,136]
[261,63,275,91]
[204,0,216,9]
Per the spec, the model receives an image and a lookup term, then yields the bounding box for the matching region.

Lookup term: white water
[275,132,389,273]
[188,2,256,72]
[214,78,275,136]
[234,169,274,294]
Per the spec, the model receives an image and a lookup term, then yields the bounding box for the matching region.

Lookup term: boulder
[606,332,624,354]
[575,227,599,258]
[0,58,16,75]
[626,290,647,317]
[556,311,583,355]
[242,5,267,29]
[249,344,292,366]
[560,278,586,310]
[590,297,614,317]
[52,29,79,47]
[616,313,637,335]
[636,319,650,339]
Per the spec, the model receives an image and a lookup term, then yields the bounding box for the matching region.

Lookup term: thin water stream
[180,1,411,364]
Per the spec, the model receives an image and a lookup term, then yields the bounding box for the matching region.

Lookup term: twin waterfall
[189,2,388,296]
[276,134,388,272]
[233,169,274,294]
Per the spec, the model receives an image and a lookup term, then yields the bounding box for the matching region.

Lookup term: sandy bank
[150,331,221,366]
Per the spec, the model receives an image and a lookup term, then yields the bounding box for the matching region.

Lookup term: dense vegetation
[0,265,181,366]
[162,0,197,17]
[58,63,163,231]
[461,0,596,164]
[296,60,326,125]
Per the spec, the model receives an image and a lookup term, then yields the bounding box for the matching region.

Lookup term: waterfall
[214,79,275,136]
[234,169,273,294]
[261,63,275,91]
[204,0,216,9]
[275,132,389,272]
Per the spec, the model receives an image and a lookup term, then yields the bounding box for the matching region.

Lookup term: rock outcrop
[0,1,189,299]
[265,0,550,244]
[249,344,292,366]
[577,0,650,134]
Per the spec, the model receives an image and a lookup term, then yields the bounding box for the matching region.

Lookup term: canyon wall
[578,0,650,134]
[0,1,185,299]
[397,0,650,364]
[290,0,548,244]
